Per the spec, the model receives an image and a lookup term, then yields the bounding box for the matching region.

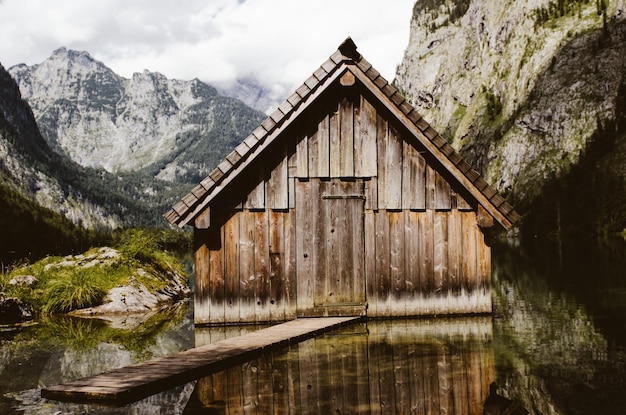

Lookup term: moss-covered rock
[1,239,189,319]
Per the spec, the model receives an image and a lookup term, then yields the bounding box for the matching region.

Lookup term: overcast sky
[0,0,415,99]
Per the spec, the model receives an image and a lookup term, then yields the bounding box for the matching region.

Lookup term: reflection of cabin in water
[165,38,520,325]
[186,318,495,414]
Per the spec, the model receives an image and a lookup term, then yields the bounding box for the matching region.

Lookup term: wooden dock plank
[41,317,361,406]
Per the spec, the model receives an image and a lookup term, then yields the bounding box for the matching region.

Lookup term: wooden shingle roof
[164,38,520,229]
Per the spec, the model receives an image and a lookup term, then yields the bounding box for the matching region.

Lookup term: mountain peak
[52,47,67,56]
[8,48,265,178]
[52,47,92,60]
[48,47,102,73]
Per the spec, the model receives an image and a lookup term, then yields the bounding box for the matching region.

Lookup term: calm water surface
[0,238,624,414]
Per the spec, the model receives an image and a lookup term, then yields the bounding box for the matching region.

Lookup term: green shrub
[115,227,192,257]
[118,228,159,263]
[116,228,189,288]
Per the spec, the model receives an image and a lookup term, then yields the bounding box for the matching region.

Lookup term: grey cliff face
[395,0,626,217]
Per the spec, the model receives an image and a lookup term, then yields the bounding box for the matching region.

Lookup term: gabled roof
[164,38,520,229]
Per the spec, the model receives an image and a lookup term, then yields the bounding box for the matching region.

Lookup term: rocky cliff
[9,48,265,184]
[395,0,626,236]
[0,62,122,231]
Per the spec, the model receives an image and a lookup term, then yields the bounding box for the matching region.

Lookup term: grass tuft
[41,268,107,315]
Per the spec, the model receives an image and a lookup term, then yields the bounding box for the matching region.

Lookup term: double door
[296,178,366,316]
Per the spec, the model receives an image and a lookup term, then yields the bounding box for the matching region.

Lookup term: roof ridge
[165,38,520,229]
[338,37,361,61]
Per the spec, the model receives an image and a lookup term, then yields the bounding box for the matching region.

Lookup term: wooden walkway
[42,316,361,405]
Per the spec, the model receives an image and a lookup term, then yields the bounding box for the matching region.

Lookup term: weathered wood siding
[194,208,297,325]
[193,85,492,324]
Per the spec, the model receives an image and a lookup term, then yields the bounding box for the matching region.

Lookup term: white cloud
[0,0,414,95]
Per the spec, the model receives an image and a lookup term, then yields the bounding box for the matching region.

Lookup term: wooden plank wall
[366,209,491,317]
[195,209,297,325]
[193,87,492,324]
[189,318,494,414]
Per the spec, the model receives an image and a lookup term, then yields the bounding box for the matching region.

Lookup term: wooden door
[296,178,366,316]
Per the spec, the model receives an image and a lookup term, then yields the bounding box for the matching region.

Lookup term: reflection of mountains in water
[185,317,508,414]
[484,383,529,415]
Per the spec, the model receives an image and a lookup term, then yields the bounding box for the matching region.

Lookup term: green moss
[452,102,467,120]
[519,35,544,74]
[484,88,503,121]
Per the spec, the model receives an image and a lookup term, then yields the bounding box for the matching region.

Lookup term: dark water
[0,238,625,414]
[491,237,626,415]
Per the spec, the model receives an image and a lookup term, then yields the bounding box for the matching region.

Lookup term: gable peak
[338,37,361,62]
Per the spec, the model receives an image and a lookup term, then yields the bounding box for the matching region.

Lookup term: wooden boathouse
[165,38,520,325]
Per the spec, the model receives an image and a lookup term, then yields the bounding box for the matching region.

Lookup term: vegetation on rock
[0,229,190,318]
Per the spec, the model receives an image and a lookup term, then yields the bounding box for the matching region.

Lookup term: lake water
[0,237,625,414]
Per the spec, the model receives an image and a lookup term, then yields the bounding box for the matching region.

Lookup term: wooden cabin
[165,38,520,325]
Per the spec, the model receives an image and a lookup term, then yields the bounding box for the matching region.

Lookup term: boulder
[71,274,190,317]
[8,275,38,287]
[0,293,32,324]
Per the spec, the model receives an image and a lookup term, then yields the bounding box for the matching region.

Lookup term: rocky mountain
[0,48,264,263]
[395,0,626,237]
[0,61,116,262]
[0,46,265,263]
[9,48,265,184]
[0,62,121,230]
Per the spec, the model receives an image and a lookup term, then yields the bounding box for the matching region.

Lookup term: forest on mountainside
[0,174,103,267]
